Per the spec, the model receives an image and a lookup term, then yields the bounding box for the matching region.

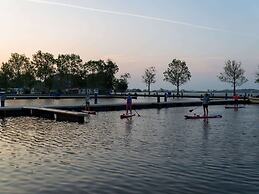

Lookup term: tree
[1,62,14,88]
[142,66,156,95]
[84,59,119,91]
[163,59,191,96]
[56,54,84,89]
[21,62,36,91]
[102,59,119,90]
[0,71,10,89]
[1,53,32,88]
[32,50,56,91]
[256,66,259,83]
[114,73,131,92]
[0,53,36,90]
[218,60,248,96]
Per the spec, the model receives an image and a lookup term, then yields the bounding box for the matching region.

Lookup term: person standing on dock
[202,93,210,116]
[126,93,132,115]
[85,90,90,111]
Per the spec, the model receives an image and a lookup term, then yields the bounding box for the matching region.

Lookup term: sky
[0,0,259,90]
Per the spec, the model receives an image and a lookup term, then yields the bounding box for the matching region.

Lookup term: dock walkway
[26,107,87,123]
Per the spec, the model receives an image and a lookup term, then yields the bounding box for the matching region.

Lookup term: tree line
[1,52,258,95]
[0,51,130,93]
[142,59,259,96]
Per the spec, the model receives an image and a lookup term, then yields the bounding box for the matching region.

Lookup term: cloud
[24,0,229,33]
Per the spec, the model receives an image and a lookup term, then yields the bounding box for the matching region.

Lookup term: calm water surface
[0,105,258,194]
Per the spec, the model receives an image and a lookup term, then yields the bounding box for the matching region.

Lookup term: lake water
[0,105,258,194]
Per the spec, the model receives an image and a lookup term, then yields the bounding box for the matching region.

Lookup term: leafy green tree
[68,54,85,88]
[56,54,69,90]
[0,53,36,90]
[142,66,156,95]
[114,73,131,92]
[1,62,14,88]
[32,50,56,91]
[84,59,119,90]
[21,62,36,90]
[56,54,84,89]
[102,60,119,90]
[85,60,104,74]
[0,71,10,89]
[218,60,248,96]
[56,54,70,76]
[163,59,191,96]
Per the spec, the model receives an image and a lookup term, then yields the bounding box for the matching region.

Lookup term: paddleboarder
[126,93,132,115]
[233,94,239,108]
[202,93,210,116]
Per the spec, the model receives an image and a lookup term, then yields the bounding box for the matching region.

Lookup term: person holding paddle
[233,94,239,108]
[126,93,132,115]
[202,93,210,116]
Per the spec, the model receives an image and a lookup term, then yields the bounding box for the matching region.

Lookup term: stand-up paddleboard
[225,106,246,109]
[185,115,222,119]
[82,110,97,115]
[120,114,135,119]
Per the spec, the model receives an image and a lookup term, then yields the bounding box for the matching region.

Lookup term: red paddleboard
[82,110,97,115]
[120,114,135,119]
[185,115,222,119]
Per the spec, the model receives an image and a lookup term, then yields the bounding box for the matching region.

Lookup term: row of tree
[0,51,130,93]
[1,52,258,95]
[142,59,259,96]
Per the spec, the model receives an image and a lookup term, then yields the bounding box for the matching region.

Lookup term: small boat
[185,115,222,119]
[82,110,97,115]
[225,106,246,109]
[120,114,136,119]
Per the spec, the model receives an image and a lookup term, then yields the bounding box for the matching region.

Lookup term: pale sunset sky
[0,0,259,90]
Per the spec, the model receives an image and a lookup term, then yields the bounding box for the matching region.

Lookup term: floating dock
[27,107,87,124]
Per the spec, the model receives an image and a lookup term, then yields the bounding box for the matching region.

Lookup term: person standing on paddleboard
[233,94,239,108]
[202,93,210,116]
[126,93,132,115]
[85,89,90,111]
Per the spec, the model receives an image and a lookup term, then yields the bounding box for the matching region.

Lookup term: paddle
[134,109,141,117]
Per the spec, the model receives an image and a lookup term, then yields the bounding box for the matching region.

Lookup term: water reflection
[202,119,210,140]
[202,119,210,130]
[125,118,133,132]
[124,118,133,147]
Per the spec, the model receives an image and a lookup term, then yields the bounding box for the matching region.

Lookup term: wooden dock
[249,97,259,104]
[25,107,88,124]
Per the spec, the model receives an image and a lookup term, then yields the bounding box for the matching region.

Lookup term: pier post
[157,92,160,103]
[94,92,98,104]
[225,93,228,100]
[0,92,6,107]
